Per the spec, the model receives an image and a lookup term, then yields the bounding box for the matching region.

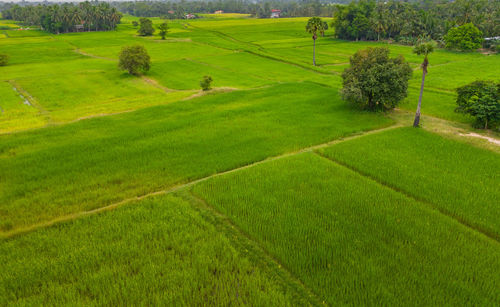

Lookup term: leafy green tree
[118,45,151,75]
[200,75,213,91]
[321,21,329,37]
[158,22,168,40]
[305,17,327,66]
[137,17,154,36]
[132,21,138,27]
[341,47,412,111]
[412,42,435,127]
[0,54,9,66]
[444,23,483,51]
[455,81,500,129]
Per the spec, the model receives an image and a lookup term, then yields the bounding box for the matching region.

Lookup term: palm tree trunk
[313,39,316,66]
[413,67,426,127]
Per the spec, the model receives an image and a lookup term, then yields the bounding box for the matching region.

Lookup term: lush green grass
[198,13,252,19]
[319,127,500,239]
[2,16,498,133]
[193,153,500,305]
[0,82,392,233]
[0,36,81,65]
[0,194,305,305]
[0,81,45,132]
[14,67,192,122]
[1,15,499,305]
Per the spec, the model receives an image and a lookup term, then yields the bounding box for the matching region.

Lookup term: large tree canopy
[456,81,500,129]
[444,23,483,51]
[341,47,412,111]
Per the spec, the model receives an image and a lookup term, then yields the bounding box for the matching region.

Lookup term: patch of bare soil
[459,132,500,146]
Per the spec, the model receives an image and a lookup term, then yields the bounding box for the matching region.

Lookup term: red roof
[271,9,281,12]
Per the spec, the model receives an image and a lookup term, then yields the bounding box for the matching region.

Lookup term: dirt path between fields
[74,48,116,61]
[1,124,401,239]
[459,133,500,146]
[141,76,177,93]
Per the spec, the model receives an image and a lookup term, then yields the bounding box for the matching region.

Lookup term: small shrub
[444,23,483,51]
[118,45,151,75]
[455,80,500,129]
[132,21,138,27]
[0,54,8,66]
[200,76,213,91]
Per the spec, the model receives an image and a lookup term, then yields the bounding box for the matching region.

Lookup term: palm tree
[306,17,326,66]
[413,42,435,127]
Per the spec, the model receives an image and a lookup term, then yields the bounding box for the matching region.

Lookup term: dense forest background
[1,0,498,40]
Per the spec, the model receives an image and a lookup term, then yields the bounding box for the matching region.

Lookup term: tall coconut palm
[306,17,326,66]
[412,42,435,127]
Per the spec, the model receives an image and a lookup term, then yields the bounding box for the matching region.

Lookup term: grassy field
[0,14,499,305]
[0,194,310,305]
[319,127,500,239]
[192,153,500,305]
[1,16,498,133]
[0,82,392,233]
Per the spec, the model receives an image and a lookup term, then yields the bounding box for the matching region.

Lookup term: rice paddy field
[1,14,499,305]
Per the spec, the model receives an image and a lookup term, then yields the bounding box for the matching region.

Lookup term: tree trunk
[313,38,316,66]
[413,65,427,127]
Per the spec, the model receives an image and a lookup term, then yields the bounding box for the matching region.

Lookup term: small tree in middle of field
[158,22,168,40]
[0,54,8,66]
[138,18,155,36]
[118,45,151,75]
[341,47,412,111]
[306,17,327,66]
[412,41,435,127]
[200,76,213,91]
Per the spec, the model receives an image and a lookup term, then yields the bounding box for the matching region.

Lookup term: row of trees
[1,2,122,34]
[113,0,336,19]
[332,0,499,44]
[340,45,499,129]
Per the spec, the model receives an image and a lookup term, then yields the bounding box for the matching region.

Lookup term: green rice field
[1,13,499,305]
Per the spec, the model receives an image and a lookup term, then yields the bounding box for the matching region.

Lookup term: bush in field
[118,45,151,75]
[455,80,500,129]
[444,23,483,51]
[158,22,168,40]
[132,21,138,27]
[200,75,213,91]
[137,18,154,36]
[341,47,412,111]
[0,54,8,66]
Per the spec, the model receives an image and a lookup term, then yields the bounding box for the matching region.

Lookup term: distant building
[168,10,174,14]
[214,10,224,14]
[271,9,281,18]
[185,13,196,19]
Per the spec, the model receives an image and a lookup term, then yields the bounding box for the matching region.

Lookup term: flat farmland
[0,13,499,306]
